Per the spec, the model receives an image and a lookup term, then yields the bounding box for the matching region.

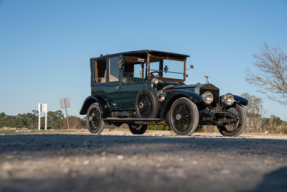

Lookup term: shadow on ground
[245,166,287,192]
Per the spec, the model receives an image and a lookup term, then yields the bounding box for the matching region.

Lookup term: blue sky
[0,0,287,120]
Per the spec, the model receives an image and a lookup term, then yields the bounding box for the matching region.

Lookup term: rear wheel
[128,124,148,134]
[113,122,123,127]
[86,103,105,134]
[217,104,247,137]
[169,97,199,136]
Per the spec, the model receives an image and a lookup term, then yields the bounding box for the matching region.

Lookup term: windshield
[148,56,185,81]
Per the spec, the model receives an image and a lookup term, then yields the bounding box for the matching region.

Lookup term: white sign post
[38,103,48,130]
[59,97,71,130]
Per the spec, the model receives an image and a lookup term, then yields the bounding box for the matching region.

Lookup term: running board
[103,117,167,125]
[103,118,161,121]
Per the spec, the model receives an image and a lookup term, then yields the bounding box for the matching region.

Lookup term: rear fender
[160,91,202,119]
[79,95,111,117]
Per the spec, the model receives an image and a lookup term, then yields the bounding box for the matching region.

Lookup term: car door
[120,60,146,110]
[106,56,122,110]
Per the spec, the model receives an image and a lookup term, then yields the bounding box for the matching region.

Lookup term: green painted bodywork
[84,50,249,128]
[93,81,150,110]
[91,54,152,110]
[90,53,219,111]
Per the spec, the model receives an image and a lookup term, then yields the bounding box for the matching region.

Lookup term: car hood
[158,83,220,104]
[159,83,219,94]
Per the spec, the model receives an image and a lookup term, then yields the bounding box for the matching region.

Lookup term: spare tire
[135,87,159,118]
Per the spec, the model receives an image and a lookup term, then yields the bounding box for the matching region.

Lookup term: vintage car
[80,50,248,136]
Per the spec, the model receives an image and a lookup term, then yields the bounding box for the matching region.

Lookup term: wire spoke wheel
[224,108,240,132]
[173,104,192,131]
[88,108,101,130]
[169,97,199,136]
[86,103,105,134]
[138,94,153,118]
[217,104,247,137]
[136,88,159,119]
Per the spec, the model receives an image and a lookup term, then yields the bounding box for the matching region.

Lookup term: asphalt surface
[1,130,287,192]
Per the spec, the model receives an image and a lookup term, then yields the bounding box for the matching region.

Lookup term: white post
[64,98,70,130]
[42,104,48,130]
[38,103,41,130]
[45,111,48,130]
[59,98,71,130]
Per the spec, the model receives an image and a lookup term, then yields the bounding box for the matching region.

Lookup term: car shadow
[243,166,287,192]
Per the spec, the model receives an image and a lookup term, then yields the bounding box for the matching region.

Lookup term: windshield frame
[147,55,186,82]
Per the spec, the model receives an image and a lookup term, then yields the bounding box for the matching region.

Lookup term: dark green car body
[80,50,248,130]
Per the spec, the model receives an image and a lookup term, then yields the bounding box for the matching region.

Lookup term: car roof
[91,50,190,60]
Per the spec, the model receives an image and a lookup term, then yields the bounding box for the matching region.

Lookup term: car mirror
[164,65,169,73]
[187,65,194,70]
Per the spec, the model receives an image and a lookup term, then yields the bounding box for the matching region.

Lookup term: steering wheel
[150,71,159,77]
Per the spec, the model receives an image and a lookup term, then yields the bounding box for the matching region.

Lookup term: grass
[0,129,16,133]
[0,128,88,133]
[30,129,86,133]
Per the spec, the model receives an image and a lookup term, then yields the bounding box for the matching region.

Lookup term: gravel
[1,131,287,192]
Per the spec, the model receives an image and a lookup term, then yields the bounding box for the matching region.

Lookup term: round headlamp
[202,91,214,105]
[158,94,165,102]
[151,78,159,85]
[221,93,234,106]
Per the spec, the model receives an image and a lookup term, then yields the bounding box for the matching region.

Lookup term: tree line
[0,110,85,129]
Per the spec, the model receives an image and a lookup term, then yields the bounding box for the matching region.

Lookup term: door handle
[116,86,120,89]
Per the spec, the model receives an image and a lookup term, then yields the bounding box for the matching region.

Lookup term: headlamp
[221,93,234,106]
[202,91,214,105]
[151,78,159,85]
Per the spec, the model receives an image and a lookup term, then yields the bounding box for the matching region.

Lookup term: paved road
[1,131,287,192]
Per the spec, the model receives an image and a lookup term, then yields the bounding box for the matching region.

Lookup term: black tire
[217,104,247,137]
[86,103,105,134]
[113,122,122,127]
[128,124,148,134]
[135,87,159,118]
[169,97,199,136]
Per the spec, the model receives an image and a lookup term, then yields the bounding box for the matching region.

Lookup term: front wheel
[128,124,147,134]
[217,104,247,137]
[169,97,199,136]
[86,103,105,134]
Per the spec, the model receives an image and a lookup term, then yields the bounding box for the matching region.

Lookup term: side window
[133,64,145,78]
[94,59,106,83]
[109,57,120,82]
[124,56,146,78]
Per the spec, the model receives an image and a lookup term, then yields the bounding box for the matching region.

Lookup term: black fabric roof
[91,50,190,60]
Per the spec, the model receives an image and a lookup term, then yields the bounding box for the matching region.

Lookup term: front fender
[160,91,202,119]
[233,95,248,106]
[79,95,111,117]
[220,94,248,106]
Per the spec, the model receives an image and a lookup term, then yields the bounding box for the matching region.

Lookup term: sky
[0,0,287,120]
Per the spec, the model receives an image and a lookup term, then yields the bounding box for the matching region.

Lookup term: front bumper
[199,108,238,126]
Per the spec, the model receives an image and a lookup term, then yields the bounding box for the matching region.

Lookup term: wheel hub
[139,102,144,109]
[176,113,181,120]
[88,116,93,121]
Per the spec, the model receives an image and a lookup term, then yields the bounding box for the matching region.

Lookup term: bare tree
[241,93,265,132]
[241,93,264,116]
[246,44,287,105]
